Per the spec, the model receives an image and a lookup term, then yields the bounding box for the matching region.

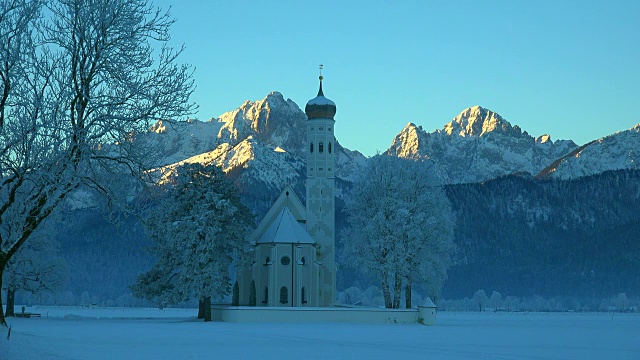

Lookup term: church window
[328,127,332,132]
[310,142,314,153]
[263,287,268,304]
[319,126,324,131]
[328,142,332,153]
[300,256,306,265]
[319,167,323,171]
[264,257,270,266]
[319,142,324,153]
[281,256,290,266]
[280,286,289,304]
[301,287,307,304]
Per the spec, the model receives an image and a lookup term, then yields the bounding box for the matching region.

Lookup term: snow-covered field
[1,307,638,359]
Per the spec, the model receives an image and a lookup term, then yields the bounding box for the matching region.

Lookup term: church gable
[256,207,315,245]
[247,185,306,244]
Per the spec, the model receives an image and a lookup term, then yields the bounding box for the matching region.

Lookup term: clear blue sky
[155,0,640,156]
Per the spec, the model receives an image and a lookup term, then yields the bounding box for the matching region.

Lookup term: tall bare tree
[0,0,195,326]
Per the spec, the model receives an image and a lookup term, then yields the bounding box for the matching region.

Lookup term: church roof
[255,206,315,245]
[246,186,306,244]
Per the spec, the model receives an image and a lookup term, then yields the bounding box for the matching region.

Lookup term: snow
[306,95,335,106]
[2,308,638,359]
[546,122,640,179]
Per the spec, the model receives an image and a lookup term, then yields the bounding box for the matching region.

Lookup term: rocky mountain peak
[217,91,307,155]
[387,106,579,183]
[444,106,516,137]
[388,123,427,159]
[536,134,552,144]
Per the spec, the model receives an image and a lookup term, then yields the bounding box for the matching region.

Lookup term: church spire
[305,64,336,120]
[318,64,324,97]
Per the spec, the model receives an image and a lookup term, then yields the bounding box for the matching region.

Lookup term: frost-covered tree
[0,0,195,326]
[3,231,68,316]
[490,291,502,311]
[131,163,253,321]
[473,290,488,312]
[341,155,455,308]
[616,293,629,312]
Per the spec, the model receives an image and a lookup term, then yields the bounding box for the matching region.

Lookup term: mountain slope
[538,123,640,179]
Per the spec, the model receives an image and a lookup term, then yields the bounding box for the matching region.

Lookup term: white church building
[238,74,337,307]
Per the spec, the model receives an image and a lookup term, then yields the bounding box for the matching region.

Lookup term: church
[238,73,337,307]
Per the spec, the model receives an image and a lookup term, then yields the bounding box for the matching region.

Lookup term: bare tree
[0,0,195,326]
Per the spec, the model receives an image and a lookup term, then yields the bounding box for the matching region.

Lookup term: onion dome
[305,75,336,120]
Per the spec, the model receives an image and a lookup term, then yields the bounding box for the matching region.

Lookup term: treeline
[443,169,640,299]
[441,291,639,313]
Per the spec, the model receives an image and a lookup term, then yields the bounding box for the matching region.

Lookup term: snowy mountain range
[142,93,639,192]
[387,106,579,184]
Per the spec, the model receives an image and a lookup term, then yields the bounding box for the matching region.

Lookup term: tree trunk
[0,263,6,326]
[197,300,205,319]
[405,276,412,309]
[0,264,7,327]
[203,296,212,322]
[5,288,15,317]
[381,272,393,308]
[392,273,402,309]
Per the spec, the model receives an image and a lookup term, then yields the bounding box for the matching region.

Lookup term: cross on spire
[317,64,324,96]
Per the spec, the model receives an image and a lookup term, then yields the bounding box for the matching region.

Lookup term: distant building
[239,74,337,307]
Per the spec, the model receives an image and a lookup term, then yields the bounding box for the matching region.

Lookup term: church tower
[304,67,336,307]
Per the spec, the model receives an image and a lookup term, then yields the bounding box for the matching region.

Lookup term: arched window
[301,287,307,304]
[328,142,332,154]
[279,286,289,304]
[264,257,270,266]
[263,287,268,304]
[309,142,314,153]
[319,142,324,153]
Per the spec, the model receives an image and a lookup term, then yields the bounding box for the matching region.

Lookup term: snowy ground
[1,307,638,359]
